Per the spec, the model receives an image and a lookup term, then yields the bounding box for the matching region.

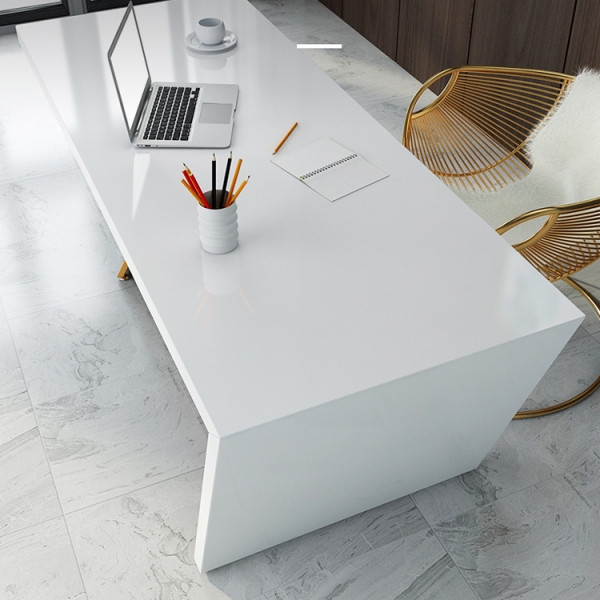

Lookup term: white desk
[18,0,582,572]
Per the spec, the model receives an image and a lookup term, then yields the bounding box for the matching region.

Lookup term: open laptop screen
[107,2,151,140]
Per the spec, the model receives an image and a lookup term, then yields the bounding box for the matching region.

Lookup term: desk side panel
[195,317,579,571]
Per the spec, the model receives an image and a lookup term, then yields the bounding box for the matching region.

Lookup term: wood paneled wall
[396,0,473,93]
[565,0,600,74]
[319,0,342,18]
[343,0,399,59]
[468,0,576,71]
[318,0,600,87]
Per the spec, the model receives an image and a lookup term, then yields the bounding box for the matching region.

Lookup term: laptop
[107,1,239,148]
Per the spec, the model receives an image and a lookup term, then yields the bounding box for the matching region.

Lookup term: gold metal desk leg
[117,261,132,281]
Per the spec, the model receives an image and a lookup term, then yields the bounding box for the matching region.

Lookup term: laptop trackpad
[198,103,233,124]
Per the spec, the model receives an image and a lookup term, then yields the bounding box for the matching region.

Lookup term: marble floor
[2,1,600,598]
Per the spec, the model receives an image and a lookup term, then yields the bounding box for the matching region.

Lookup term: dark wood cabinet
[396,0,474,93]
[319,0,342,18]
[468,0,576,72]
[343,0,399,59]
[565,0,600,74]
[319,0,600,86]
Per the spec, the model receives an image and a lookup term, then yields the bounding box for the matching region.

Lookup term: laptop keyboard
[143,86,199,142]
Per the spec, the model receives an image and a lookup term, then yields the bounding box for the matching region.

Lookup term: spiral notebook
[271,138,388,201]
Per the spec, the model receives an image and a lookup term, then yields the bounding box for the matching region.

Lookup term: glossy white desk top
[18,0,581,438]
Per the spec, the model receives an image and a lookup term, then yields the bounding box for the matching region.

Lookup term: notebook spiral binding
[300,154,358,180]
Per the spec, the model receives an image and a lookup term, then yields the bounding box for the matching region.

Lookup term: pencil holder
[197,192,238,254]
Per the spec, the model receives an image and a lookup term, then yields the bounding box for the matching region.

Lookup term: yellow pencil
[272,122,298,154]
[229,176,250,204]
[225,158,243,206]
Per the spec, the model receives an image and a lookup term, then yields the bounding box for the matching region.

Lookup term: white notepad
[271,138,388,201]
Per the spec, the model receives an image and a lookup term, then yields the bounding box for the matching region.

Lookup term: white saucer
[185,31,238,53]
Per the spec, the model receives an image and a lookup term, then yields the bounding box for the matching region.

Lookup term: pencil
[273,122,298,154]
[229,176,250,204]
[182,164,208,206]
[220,152,232,209]
[225,158,242,206]
[181,178,198,200]
[181,178,208,208]
[182,170,196,194]
[212,154,216,209]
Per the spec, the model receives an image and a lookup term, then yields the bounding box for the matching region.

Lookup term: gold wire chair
[402,66,600,419]
[498,199,600,418]
[402,66,574,193]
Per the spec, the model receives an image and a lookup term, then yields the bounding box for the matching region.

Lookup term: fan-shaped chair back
[402,66,574,192]
[497,197,600,282]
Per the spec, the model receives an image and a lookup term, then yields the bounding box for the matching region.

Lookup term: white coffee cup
[196,18,226,46]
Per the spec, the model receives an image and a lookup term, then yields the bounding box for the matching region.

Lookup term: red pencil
[183,163,208,207]
[182,171,208,207]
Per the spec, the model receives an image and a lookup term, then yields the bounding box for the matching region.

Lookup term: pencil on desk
[212,154,217,209]
[273,122,298,154]
[220,151,232,209]
[229,176,250,205]
[226,158,243,206]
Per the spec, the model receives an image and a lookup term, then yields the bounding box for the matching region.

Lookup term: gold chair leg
[514,276,600,419]
[117,261,132,281]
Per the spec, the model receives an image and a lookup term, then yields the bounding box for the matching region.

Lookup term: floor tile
[573,258,600,288]
[0,367,32,440]
[263,496,429,591]
[525,393,600,514]
[563,466,600,515]
[567,324,593,342]
[0,285,36,444]
[266,529,478,600]
[359,95,421,143]
[0,426,62,537]
[66,470,235,600]
[413,420,565,524]
[35,365,207,513]
[10,285,173,404]
[0,34,78,186]
[0,330,19,373]
[0,517,86,600]
[518,333,600,413]
[525,388,600,476]
[264,572,349,600]
[0,170,134,318]
[0,296,18,372]
[434,475,600,600]
[346,531,477,600]
[207,551,280,600]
